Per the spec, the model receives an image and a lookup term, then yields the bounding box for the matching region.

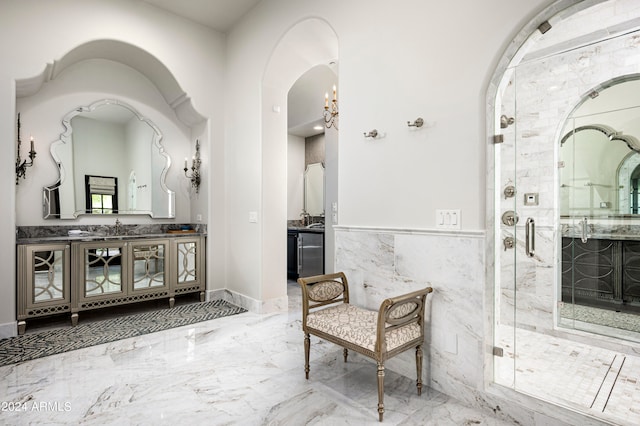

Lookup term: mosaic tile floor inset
[0,299,246,366]
[495,326,640,425]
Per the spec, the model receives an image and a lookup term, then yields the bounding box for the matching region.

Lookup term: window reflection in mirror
[559,76,640,218]
[85,175,118,214]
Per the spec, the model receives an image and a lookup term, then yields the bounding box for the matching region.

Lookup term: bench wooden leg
[416,345,423,396]
[343,348,348,362]
[304,333,310,379]
[377,362,385,422]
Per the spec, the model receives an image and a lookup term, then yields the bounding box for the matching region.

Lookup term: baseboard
[207,289,287,314]
[0,321,17,339]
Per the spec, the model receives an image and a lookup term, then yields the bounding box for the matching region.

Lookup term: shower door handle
[581,216,588,243]
[525,218,535,258]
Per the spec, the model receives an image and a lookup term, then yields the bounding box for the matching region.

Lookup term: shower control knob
[503,237,515,251]
[502,211,519,226]
[504,185,515,199]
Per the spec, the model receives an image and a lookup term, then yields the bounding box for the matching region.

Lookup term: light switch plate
[436,209,461,229]
[249,211,258,223]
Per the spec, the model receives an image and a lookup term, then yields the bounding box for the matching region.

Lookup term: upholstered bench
[298,272,433,422]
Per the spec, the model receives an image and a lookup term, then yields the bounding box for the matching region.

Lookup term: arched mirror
[43,99,175,219]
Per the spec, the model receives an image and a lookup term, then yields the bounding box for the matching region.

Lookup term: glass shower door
[560,105,640,338]
[493,64,518,390]
[494,30,640,421]
[494,56,562,397]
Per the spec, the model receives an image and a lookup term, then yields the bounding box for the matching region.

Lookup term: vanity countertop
[561,223,640,241]
[16,232,206,245]
[288,227,325,234]
[16,224,206,245]
[562,233,640,242]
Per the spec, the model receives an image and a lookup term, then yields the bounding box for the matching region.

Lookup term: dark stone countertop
[16,224,206,245]
[287,227,325,234]
[16,232,206,245]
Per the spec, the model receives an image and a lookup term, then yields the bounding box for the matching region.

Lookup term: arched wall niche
[15,39,205,127]
[259,17,338,303]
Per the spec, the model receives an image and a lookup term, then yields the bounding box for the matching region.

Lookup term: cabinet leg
[169,297,175,308]
[199,291,205,302]
[17,321,26,335]
[71,313,79,327]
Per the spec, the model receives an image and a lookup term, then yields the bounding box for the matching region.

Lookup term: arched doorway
[260,18,338,303]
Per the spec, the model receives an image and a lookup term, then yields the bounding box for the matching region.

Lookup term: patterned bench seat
[298,272,433,422]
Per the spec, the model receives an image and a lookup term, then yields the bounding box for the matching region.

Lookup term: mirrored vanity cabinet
[17,234,205,334]
[15,98,207,334]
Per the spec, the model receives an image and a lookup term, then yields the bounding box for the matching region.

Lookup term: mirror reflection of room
[560,77,640,218]
[43,100,174,219]
[559,77,640,325]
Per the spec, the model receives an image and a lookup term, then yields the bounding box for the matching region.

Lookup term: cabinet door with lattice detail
[128,239,170,295]
[74,240,128,308]
[170,236,205,299]
[17,243,71,333]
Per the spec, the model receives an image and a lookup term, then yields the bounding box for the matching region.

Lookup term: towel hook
[363,129,378,138]
[407,117,424,128]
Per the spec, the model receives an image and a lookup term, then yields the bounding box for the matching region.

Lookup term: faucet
[300,211,310,227]
[114,218,123,235]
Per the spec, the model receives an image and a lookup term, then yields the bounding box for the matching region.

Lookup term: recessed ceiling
[141,0,262,33]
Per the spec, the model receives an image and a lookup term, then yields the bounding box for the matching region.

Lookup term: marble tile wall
[333,226,614,425]
[334,227,486,406]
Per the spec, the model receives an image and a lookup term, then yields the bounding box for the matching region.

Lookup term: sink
[306,223,324,229]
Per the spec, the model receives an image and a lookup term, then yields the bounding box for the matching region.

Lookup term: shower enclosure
[493,7,640,424]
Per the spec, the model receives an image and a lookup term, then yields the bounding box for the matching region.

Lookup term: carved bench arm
[298,272,350,325]
[376,287,433,353]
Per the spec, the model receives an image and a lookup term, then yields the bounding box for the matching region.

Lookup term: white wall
[224,0,551,304]
[0,0,226,334]
[287,134,305,220]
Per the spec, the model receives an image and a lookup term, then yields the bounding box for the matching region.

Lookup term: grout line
[602,355,626,413]
[590,354,617,409]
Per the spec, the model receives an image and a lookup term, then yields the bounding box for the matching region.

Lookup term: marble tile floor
[495,326,640,426]
[0,282,516,426]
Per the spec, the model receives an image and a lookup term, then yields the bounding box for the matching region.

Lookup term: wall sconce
[15,113,36,185]
[324,85,339,130]
[184,140,201,193]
